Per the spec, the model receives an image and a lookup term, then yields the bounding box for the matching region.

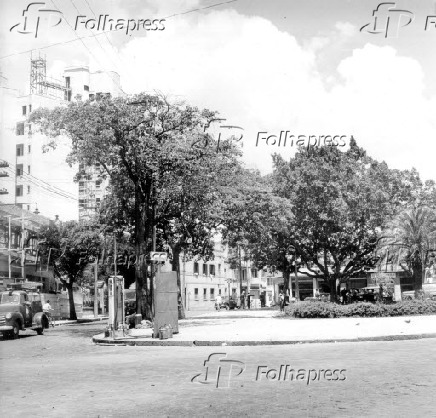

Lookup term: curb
[92,332,436,347]
[54,317,109,327]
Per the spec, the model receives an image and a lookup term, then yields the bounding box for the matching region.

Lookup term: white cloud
[334,21,356,37]
[116,11,435,180]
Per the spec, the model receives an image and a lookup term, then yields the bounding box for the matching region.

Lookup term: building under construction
[0,55,123,221]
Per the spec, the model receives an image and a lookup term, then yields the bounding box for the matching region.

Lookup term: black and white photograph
[0,0,435,416]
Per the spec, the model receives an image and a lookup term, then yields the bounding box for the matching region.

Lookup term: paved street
[1,322,435,417]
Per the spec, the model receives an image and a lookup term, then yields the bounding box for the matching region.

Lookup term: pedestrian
[215,294,222,310]
[43,300,54,327]
[240,291,246,309]
[340,288,347,305]
[247,293,251,310]
[279,291,285,312]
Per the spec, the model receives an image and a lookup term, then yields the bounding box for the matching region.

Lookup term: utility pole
[94,256,98,318]
[238,243,243,294]
[182,252,186,311]
[0,215,12,280]
[14,210,28,280]
[294,258,300,301]
[8,215,11,279]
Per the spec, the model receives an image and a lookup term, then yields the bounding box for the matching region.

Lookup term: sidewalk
[92,310,436,346]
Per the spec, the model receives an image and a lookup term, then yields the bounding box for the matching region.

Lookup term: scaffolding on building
[30,53,71,100]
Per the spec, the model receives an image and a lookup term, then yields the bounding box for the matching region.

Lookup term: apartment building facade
[0,57,123,222]
[181,237,275,310]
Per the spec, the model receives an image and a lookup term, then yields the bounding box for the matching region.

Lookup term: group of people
[340,288,379,304]
[239,291,252,309]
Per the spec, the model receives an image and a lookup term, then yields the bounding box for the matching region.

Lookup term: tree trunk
[283,268,290,296]
[66,281,77,320]
[413,261,423,298]
[134,182,152,320]
[171,243,185,320]
[328,276,337,303]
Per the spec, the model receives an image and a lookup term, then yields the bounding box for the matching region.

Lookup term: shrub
[285,300,436,318]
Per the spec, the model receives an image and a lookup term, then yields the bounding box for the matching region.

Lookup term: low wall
[41,292,83,319]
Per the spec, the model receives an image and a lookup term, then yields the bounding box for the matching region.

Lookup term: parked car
[218,297,239,310]
[0,290,49,339]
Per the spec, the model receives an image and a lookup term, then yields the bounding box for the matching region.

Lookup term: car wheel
[37,327,44,335]
[11,321,20,339]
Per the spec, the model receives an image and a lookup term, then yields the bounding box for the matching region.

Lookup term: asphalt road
[1,323,435,417]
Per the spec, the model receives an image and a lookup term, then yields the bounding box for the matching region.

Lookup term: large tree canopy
[31,93,243,319]
[270,139,420,301]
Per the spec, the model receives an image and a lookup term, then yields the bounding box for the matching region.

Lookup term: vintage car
[221,296,239,310]
[0,290,49,339]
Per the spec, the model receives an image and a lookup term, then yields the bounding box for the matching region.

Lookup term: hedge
[285,300,436,318]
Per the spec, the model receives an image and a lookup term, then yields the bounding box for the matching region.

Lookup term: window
[16,144,24,156]
[27,185,30,194]
[28,145,31,153]
[79,181,85,188]
[209,265,215,276]
[218,264,221,276]
[27,205,30,211]
[27,165,31,174]
[202,264,208,276]
[219,289,222,295]
[16,123,25,136]
[84,85,89,91]
[267,277,273,286]
[251,268,258,278]
[22,106,26,116]
[193,262,199,274]
[29,105,32,113]
[16,164,23,176]
[194,288,199,300]
[16,185,23,196]
[65,77,70,88]
[203,288,207,300]
[210,288,215,300]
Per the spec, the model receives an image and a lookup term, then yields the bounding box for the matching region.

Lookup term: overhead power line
[3,163,77,201]
[0,0,239,60]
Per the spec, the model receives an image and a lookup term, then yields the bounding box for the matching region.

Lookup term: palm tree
[384,206,436,296]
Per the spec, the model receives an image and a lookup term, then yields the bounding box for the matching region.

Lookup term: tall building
[0,56,123,221]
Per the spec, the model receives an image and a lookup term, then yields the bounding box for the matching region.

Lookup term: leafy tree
[31,93,242,319]
[220,168,295,294]
[271,139,418,301]
[38,221,102,320]
[382,206,436,295]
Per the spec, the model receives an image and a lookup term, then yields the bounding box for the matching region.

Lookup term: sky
[1,0,435,182]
